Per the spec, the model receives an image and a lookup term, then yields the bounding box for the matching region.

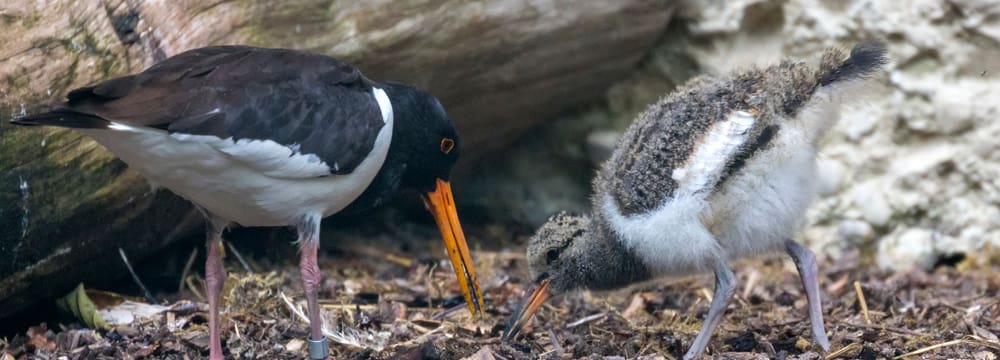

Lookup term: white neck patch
[372,87,393,124]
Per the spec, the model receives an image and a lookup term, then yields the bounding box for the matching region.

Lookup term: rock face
[510,0,999,270]
[0,0,673,318]
[773,0,999,270]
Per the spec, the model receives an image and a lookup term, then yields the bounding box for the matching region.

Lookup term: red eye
[440,138,455,154]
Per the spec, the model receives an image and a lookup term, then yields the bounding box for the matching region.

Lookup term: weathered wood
[0,0,673,318]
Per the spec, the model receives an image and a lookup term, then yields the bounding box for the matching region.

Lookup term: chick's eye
[546,249,559,264]
[440,138,455,154]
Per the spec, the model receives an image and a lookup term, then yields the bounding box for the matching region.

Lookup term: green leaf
[55,283,109,330]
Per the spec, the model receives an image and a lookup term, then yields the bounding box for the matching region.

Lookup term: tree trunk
[0,0,673,318]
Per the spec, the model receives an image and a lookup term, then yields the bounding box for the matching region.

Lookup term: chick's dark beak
[423,179,485,316]
[502,278,552,341]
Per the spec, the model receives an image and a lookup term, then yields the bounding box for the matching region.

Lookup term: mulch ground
[1,224,998,360]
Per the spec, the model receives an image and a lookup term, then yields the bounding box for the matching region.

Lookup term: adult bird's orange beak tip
[424,179,485,316]
[502,278,552,341]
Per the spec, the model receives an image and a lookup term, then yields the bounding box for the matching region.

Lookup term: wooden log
[0,0,673,318]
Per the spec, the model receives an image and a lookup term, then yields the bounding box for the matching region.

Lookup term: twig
[321,304,378,311]
[893,335,1000,359]
[825,343,861,359]
[384,254,413,268]
[547,325,563,355]
[567,312,606,328]
[225,240,254,274]
[119,248,156,303]
[186,276,205,302]
[741,269,759,300]
[936,300,998,325]
[699,288,713,303]
[491,348,511,360]
[280,292,391,351]
[179,248,198,293]
[833,319,926,337]
[425,263,438,310]
[388,324,449,350]
[431,303,468,320]
[853,281,871,325]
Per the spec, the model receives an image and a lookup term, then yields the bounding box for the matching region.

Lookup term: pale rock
[930,91,977,135]
[801,226,841,259]
[877,228,935,270]
[585,130,621,166]
[930,232,968,258]
[974,350,997,360]
[669,0,1000,267]
[887,142,957,178]
[849,181,892,227]
[481,0,1000,272]
[837,219,873,244]
[840,105,881,141]
[815,157,845,196]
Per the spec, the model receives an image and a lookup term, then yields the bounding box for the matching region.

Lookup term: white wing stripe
[108,122,333,178]
[673,110,756,197]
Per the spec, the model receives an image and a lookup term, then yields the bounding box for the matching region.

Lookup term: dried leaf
[57,283,167,329]
[133,343,159,357]
[26,323,55,351]
[100,300,168,325]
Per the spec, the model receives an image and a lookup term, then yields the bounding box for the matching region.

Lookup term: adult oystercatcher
[12,45,485,360]
[503,42,887,359]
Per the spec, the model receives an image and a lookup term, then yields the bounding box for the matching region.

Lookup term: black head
[381,82,461,193]
[379,81,485,316]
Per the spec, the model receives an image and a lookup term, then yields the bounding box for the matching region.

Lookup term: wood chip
[622,293,647,320]
[794,336,811,352]
[285,338,305,352]
[461,345,496,360]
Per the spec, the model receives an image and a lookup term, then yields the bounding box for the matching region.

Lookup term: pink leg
[205,225,227,360]
[298,215,328,359]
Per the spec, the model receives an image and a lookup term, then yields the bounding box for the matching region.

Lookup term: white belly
[82,121,393,227]
[702,129,819,259]
[602,127,819,275]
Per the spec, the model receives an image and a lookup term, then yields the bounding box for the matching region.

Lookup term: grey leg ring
[308,337,328,359]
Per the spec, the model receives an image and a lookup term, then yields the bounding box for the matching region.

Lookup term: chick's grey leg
[785,240,831,351]
[297,214,328,359]
[684,257,736,360]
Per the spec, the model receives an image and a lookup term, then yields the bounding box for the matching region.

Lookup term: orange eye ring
[440,138,455,154]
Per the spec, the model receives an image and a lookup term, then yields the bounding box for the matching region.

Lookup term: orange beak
[502,278,551,341]
[423,179,485,316]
